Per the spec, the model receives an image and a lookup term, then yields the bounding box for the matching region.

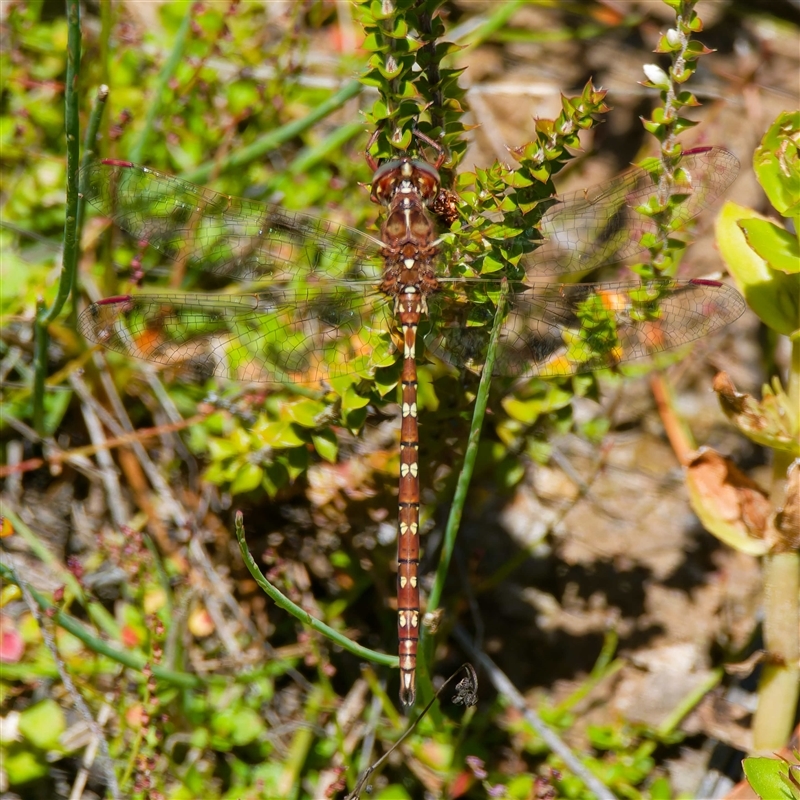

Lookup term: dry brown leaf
[685,448,771,555]
[714,372,798,453]
[724,650,767,677]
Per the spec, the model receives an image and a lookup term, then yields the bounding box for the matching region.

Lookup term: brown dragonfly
[78,145,744,706]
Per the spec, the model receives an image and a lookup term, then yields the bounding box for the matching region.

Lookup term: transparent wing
[425,278,746,379]
[80,160,386,282]
[520,146,740,277]
[78,283,398,386]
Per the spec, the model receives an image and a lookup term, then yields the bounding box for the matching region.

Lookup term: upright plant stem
[32,0,81,435]
[753,337,800,750]
[755,549,799,750]
[284,119,364,178]
[417,283,508,700]
[75,84,109,288]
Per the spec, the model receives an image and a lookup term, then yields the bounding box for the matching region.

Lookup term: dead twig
[0,413,205,478]
[345,664,478,800]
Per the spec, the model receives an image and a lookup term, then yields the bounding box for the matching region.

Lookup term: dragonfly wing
[425,279,745,378]
[80,161,385,282]
[78,283,397,386]
[523,147,740,276]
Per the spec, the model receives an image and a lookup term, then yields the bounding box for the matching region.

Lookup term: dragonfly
[78,144,744,706]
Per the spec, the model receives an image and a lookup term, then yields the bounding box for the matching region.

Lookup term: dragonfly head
[370,158,441,207]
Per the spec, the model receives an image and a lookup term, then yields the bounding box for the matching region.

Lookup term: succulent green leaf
[3,746,49,785]
[738,218,800,275]
[676,90,701,107]
[386,18,409,38]
[641,117,665,136]
[203,461,227,485]
[655,31,682,54]
[19,699,66,751]
[311,429,338,463]
[341,383,372,412]
[207,437,240,460]
[687,13,704,32]
[254,421,307,448]
[754,111,800,217]
[373,784,414,800]
[502,170,534,189]
[368,0,394,21]
[262,461,289,496]
[376,58,404,80]
[344,406,368,432]
[285,445,309,480]
[231,462,264,495]
[282,398,327,428]
[716,202,800,336]
[501,385,573,425]
[672,116,699,133]
[742,757,797,800]
[230,708,266,746]
[480,253,506,274]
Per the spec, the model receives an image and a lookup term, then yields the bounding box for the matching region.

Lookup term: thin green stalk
[657,0,698,158]
[241,117,364,210]
[234,511,398,669]
[638,0,710,280]
[418,283,509,695]
[657,667,724,737]
[551,629,625,716]
[128,1,194,164]
[75,83,109,284]
[285,120,365,178]
[458,0,528,49]
[98,0,112,149]
[32,0,81,434]
[180,79,363,185]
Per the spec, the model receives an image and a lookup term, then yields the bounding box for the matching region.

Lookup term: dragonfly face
[78,146,745,706]
[370,157,441,206]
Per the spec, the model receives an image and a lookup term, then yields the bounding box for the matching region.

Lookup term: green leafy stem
[233,511,398,669]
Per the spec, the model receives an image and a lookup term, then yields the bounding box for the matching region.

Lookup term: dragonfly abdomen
[396,287,424,706]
